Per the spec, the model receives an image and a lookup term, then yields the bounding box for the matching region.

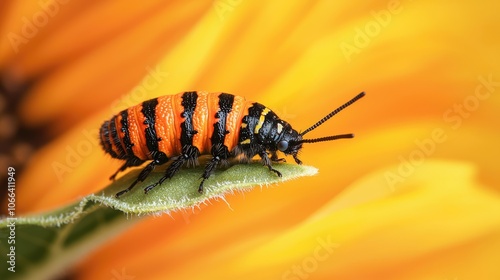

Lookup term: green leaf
[0,163,317,280]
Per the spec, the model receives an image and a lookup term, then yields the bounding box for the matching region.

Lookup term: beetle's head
[275,125,303,164]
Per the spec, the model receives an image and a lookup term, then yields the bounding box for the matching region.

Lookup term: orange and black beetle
[99,91,365,197]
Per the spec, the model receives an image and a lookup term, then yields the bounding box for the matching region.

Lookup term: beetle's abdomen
[99,91,249,161]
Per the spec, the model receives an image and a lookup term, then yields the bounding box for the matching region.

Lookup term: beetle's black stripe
[141,98,160,153]
[258,109,278,137]
[100,120,119,158]
[180,91,198,146]
[211,93,234,146]
[110,115,127,158]
[120,110,135,157]
[239,102,265,144]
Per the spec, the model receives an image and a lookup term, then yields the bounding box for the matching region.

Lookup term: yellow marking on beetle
[254,108,271,134]
[277,123,283,134]
[241,123,247,128]
[240,139,251,144]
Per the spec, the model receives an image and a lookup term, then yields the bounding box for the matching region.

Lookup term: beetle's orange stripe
[136,103,153,160]
[125,106,146,160]
[224,95,246,151]
[154,95,174,157]
[203,92,217,152]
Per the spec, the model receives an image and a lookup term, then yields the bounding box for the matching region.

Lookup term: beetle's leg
[110,157,144,181]
[144,145,199,194]
[115,152,168,198]
[259,150,282,177]
[199,157,219,194]
[293,154,302,165]
[270,151,286,163]
[198,143,230,194]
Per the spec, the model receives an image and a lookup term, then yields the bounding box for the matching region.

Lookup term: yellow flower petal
[3,0,500,279]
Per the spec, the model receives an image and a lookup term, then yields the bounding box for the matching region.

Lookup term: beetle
[99,91,365,197]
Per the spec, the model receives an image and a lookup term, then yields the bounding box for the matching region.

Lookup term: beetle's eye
[277,140,288,152]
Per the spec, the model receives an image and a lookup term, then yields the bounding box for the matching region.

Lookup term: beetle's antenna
[296,133,354,144]
[300,92,365,136]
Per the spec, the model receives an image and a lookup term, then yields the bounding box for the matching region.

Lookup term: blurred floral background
[1,0,500,279]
